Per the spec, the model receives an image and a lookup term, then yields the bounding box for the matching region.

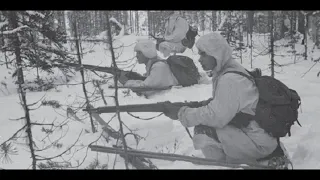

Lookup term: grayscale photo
[0,10,319,170]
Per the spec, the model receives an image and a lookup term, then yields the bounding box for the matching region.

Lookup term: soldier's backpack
[225,68,302,138]
[182,25,198,49]
[166,55,201,87]
[150,55,201,87]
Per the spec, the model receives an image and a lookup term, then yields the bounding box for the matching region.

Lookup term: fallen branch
[89,145,272,169]
[301,60,319,78]
[87,104,157,169]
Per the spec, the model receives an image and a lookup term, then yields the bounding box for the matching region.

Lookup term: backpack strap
[223,71,255,84]
[223,71,257,128]
[147,59,167,76]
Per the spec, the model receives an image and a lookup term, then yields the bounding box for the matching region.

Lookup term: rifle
[89,145,272,169]
[82,98,254,130]
[108,85,182,92]
[83,100,209,141]
[60,62,146,81]
[83,100,210,114]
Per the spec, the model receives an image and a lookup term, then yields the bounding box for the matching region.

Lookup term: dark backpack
[153,55,200,87]
[225,69,302,138]
[182,25,198,49]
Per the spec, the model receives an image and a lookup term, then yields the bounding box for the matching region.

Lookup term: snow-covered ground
[0,31,320,169]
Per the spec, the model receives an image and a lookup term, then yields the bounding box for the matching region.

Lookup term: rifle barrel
[110,86,172,91]
[63,62,115,73]
[83,103,166,113]
[83,101,201,114]
[60,62,146,81]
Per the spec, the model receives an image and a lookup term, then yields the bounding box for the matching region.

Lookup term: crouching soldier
[158,11,189,58]
[118,40,179,98]
[163,32,291,168]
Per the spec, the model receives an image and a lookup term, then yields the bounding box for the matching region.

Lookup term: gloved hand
[201,98,213,106]
[130,88,143,96]
[162,101,183,120]
[118,71,129,85]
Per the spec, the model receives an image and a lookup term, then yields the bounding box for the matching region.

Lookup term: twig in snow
[35,129,83,161]
[301,60,319,78]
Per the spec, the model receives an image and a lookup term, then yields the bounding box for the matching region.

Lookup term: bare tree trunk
[99,11,104,32]
[0,15,9,68]
[30,31,40,80]
[298,11,305,35]
[304,13,308,60]
[8,11,37,169]
[105,11,130,169]
[280,11,286,39]
[218,11,221,27]
[94,11,98,35]
[290,12,297,64]
[211,11,217,31]
[136,11,139,35]
[315,16,320,48]
[194,11,199,27]
[123,11,128,26]
[150,12,154,35]
[246,11,254,68]
[238,13,244,64]
[87,11,92,36]
[201,11,205,32]
[296,11,299,33]
[238,12,244,42]
[130,11,133,33]
[290,11,294,35]
[61,11,67,36]
[269,11,275,78]
[72,15,96,133]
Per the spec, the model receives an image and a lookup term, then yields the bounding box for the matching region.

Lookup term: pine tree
[1,11,75,91]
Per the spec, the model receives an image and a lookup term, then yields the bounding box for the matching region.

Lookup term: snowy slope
[1,32,320,169]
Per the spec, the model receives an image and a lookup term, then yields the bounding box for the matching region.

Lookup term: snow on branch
[1,25,29,35]
[36,42,66,57]
[26,11,45,18]
[0,20,8,29]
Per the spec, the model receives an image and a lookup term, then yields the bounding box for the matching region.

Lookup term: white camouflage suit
[177,33,279,164]
[159,13,189,57]
[123,40,179,97]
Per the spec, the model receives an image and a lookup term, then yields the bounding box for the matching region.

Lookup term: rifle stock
[61,62,146,81]
[83,101,203,114]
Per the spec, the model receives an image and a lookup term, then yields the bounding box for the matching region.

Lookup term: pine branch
[0,125,27,147]
[72,15,96,133]
[35,129,83,161]
[105,11,130,169]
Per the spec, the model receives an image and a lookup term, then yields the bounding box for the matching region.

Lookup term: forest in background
[0,10,320,169]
